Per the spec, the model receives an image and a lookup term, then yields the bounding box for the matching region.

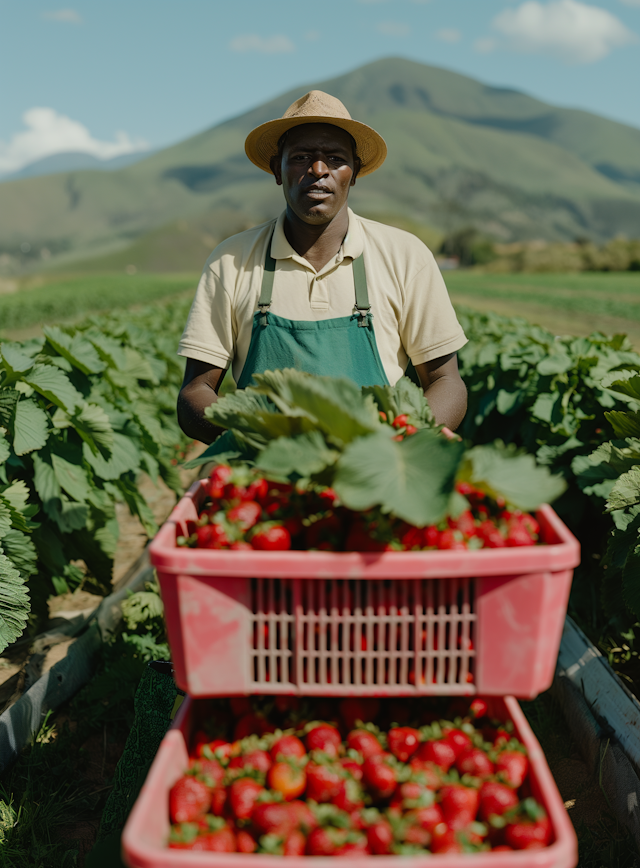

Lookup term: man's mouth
[305,186,332,199]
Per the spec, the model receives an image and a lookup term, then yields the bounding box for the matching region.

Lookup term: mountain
[1,57,640,271]
[2,150,153,181]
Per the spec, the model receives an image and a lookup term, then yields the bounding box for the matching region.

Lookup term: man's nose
[310,159,329,177]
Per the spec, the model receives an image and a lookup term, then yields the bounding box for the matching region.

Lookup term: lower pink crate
[121,695,577,868]
[150,481,580,699]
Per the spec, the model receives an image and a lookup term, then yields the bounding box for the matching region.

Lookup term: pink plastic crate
[121,695,578,868]
[150,481,580,699]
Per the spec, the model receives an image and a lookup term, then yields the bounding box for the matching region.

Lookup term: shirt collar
[270,207,365,273]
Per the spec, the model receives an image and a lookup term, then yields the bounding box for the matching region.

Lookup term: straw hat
[244,90,387,177]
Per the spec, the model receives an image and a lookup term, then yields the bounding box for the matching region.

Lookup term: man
[177,90,467,444]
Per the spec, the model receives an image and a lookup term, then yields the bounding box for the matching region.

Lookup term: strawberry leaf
[0,550,30,653]
[256,431,339,478]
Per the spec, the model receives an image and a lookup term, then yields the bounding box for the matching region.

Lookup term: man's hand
[414,352,467,431]
[177,359,228,444]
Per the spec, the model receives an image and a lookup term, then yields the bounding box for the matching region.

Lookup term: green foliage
[193,368,563,527]
[0,297,191,606]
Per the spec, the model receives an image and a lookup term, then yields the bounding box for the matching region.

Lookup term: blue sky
[0,0,638,174]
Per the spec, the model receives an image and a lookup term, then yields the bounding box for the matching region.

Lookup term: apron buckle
[259,303,271,327]
[354,305,371,328]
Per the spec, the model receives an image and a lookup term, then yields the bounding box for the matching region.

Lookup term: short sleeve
[399,253,467,365]
[177,265,235,369]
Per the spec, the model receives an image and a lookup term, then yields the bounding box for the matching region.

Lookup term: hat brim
[244,116,387,178]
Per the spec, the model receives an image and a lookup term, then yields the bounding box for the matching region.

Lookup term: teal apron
[236,241,390,389]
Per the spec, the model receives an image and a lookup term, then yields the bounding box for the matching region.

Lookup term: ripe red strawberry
[430,823,462,854]
[456,746,494,779]
[415,738,456,771]
[305,762,343,802]
[477,520,506,548]
[270,734,306,761]
[496,750,529,788]
[227,500,261,530]
[200,825,237,852]
[246,477,269,503]
[335,835,369,856]
[392,414,409,429]
[228,749,272,774]
[346,729,384,759]
[169,775,211,823]
[478,781,519,821]
[284,829,307,856]
[362,754,398,799]
[405,803,445,833]
[389,781,431,810]
[340,697,380,730]
[443,727,472,758]
[468,698,489,719]
[423,525,439,547]
[210,786,227,815]
[251,801,296,836]
[268,761,307,800]
[340,757,364,780]
[506,526,535,547]
[209,464,233,499]
[191,758,224,788]
[306,827,348,856]
[505,815,551,849]
[332,778,365,813]
[405,424,418,436]
[198,738,233,761]
[306,723,341,757]
[438,529,467,550]
[288,800,318,832]
[367,819,394,854]
[196,523,229,549]
[402,819,431,847]
[228,778,265,820]
[407,759,443,789]
[448,510,477,537]
[236,829,257,853]
[250,524,291,551]
[233,712,274,740]
[387,726,421,762]
[439,784,480,830]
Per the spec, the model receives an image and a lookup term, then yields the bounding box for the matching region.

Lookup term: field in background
[2,269,640,348]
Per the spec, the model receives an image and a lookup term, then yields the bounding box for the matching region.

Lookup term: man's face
[271,123,359,225]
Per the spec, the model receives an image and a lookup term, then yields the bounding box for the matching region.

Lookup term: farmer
[177,91,467,443]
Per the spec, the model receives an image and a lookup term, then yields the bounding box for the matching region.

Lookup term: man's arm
[414,352,467,431]
[177,359,228,444]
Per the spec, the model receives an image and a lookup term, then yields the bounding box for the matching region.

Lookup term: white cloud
[377,21,410,35]
[0,108,148,175]
[492,0,636,63]
[42,8,81,23]
[475,37,497,53]
[437,28,462,43]
[229,34,294,53]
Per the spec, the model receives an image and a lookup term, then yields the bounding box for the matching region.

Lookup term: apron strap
[258,229,372,328]
[352,254,371,328]
[258,237,276,326]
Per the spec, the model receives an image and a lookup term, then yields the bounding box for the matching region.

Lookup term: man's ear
[350,157,361,187]
[270,155,283,186]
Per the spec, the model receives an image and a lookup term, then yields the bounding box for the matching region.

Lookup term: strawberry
[233,712,274,740]
[270,734,306,761]
[448,510,477,537]
[332,778,365,813]
[477,520,506,548]
[478,781,519,821]
[405,803,444,833]
[456,746,494,779]
[346,729,384,759]
[340,757,364,780]
[210,786,227,815]
[306,827,348,856]
[190,758,225,788]
[268,761,307,800]
[305,762,343,802]
[496,750,529,788]
[251,801,296,836]
[407,759,443,789]
[415,738,456,771]
[402,818,431,847]
[284,829,307,856]
[199,824,237,852]
[423,525,439,548]
[227,500,261,530]
[443,727,472,758]
[335,835,369,856]
[387,726,421,762]
[229,541,253,550]
[405,424,418,435]
[236,829,257,853]
[169,775,211,823]
[362,754,398,799]
[196,522,230,549]
[288,800,318,832]
[209,464,233,499]
[340,697,380,730]
[306,723,341,757]
[438,529,467,550]
[228,777,265,820]
[506,526,535,547]
[430,823,462,854]
[228,749,272,774]
[367,819,394,854]
[389,780,430,810]
[504,800,551,850]
[246,477,269,503]
[468,698,489,719]
[392,414,409,429]
[439,784,480,830]
[250,524,291,551]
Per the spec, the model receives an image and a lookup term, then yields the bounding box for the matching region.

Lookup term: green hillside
[2,57,640,272]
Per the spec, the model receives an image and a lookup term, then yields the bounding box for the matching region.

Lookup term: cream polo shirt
[178,208,467,385]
